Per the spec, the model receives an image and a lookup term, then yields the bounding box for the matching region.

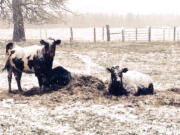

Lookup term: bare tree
[0,0,68,42]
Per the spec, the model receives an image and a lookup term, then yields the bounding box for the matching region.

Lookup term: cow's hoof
[39,86,46,95]
[8,90,12,93]
[38,89,43,95]
[42,85,50,92]
[19,90,24,95]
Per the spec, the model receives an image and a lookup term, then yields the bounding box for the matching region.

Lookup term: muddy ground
[0,41,180,134]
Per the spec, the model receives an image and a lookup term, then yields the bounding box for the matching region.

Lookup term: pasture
[0,40,180,134]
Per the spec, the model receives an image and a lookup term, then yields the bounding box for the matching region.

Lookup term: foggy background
[1,0,180,28]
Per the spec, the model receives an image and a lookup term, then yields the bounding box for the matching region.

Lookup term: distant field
[0,41,180,134]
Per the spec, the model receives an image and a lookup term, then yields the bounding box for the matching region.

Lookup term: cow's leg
[36,75,48,94]
[42,75,50,91]
[37,75,43,89]
[13,69,23,93]
[7,68,12,93]
[34,65,50,92]
[38,75,49,92]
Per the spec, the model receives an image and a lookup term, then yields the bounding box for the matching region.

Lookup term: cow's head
[40,38,61,57]
[106,66,128,84]
[39,39,61,73]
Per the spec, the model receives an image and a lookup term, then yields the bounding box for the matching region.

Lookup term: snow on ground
[0,97,180,134]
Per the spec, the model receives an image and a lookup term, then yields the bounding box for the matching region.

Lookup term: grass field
[0,41,180,134]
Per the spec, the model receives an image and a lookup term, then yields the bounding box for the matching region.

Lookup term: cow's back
[122,70,153,91]
[8,45,44,73]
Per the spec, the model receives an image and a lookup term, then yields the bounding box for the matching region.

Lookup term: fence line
[103,25,179,42]
[0,26,180,42]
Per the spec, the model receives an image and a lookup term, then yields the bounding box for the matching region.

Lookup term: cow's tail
[5,42,15,58]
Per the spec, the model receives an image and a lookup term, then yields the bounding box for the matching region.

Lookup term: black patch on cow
[28,60,34,69]
[6,42,13,54]
[108,81,128,96]
[10,50,15,55]
[135,83,154,96]
[12,58,24,71]
[27,55,31,60]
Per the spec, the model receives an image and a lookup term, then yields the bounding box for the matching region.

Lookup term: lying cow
[3,39,61,93]
[106,66,154,96]
[48,66,72,89]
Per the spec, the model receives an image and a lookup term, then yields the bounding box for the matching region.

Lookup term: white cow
[106,66,154,96]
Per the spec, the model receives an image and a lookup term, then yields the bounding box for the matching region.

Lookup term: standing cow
[3,39,61,93]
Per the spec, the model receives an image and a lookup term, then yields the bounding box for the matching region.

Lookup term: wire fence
[106,26,180,42]
[0,26,180,42]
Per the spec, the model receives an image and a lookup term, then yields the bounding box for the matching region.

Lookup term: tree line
[63,13,180,27]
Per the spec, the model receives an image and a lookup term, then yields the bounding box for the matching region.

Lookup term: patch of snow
[73,54,104,75]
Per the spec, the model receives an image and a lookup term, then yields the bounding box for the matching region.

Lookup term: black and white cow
[106,66,154,96]
[3,39,61,93]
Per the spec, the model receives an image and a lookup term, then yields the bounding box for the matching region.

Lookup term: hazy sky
[68,0,180,15]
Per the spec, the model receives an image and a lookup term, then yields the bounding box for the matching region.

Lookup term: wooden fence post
[174,26,176,41]
[136,28,138,41]
[102,27,104,41]
[163,29,165,41]
[40,28,42,39]
[122,29,125,42]
[70,27,73,42]
[106,25,110,41]
[148,27,151,42]
[177,32,179,42]
[94,27,96,43]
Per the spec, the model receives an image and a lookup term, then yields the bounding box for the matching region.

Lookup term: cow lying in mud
[3,39,61,93]
[106,66,154,96]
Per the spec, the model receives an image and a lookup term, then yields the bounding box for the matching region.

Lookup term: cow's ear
[54,40,61,45]
[106,68,112,73]
[40,40,48,45]
[122,68,128,73]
